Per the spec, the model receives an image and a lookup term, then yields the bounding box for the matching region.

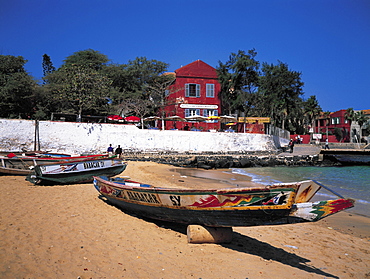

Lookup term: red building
[163,60,222,131]
[315,109,351,142]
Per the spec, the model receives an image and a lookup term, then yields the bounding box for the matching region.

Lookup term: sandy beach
[1,161,369,279]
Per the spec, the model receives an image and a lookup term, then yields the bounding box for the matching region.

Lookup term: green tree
[145,74,177,129]
[44,49,115,117]
[102,57,170,114]
[123,57,169,97]
[42,54,55,83]
[0,55,36,118]
[217,49,260,116]
[303,95,322,138]
[346,108,368,127]
[63,49,109,70]
[334,127,343,142]
[120,96,153,128]
[345,108,356,122]
[323,111,331,138]
[259,61,305,131]
[355,111,368,128]
[47,64,112,118]
[345,108,368,143]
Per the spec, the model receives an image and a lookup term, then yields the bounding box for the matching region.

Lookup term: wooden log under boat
[187,225,233,244]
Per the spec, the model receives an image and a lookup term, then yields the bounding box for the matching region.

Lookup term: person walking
[288,139,295,153]
[325,138,330,149]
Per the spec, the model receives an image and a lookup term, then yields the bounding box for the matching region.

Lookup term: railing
[265,124,290,140]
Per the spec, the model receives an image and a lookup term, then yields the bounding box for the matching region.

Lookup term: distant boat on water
[321,148,370,165]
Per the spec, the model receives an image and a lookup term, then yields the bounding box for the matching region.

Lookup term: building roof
[361,109,370,115]
[175,60,217,79]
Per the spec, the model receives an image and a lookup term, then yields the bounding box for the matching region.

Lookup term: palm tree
[323,111,331,139]
[304,96,322,141]
[345,108,368,143]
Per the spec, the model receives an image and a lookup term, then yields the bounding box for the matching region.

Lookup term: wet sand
[1,161,369,278]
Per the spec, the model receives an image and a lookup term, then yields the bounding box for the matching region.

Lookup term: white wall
[0,119,281,154]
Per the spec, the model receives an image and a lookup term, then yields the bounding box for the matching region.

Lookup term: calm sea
[232,166,370,217]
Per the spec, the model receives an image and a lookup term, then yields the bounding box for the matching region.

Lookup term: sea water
[232,166,370,217]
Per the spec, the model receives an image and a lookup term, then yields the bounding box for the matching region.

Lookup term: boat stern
[289,198,355,222]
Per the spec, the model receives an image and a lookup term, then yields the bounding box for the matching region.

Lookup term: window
[331,117,340,125]
[203,109,218,117]
[185,84,200,97]
[185,109,200,117]
[206,84,214,98]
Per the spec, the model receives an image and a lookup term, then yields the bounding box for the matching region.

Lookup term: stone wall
[119,152,321,169]
[0,119,286,155]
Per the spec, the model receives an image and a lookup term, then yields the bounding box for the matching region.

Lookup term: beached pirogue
[94,177,354,229]
[26,158,127,185]
[0,153,111,175]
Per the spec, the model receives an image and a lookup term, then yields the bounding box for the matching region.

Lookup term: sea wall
[119,152,321,169]
[0,119,286,155]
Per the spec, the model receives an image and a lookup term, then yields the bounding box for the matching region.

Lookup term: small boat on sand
[0,153,111,176]
[26,158,127,185]
[93,177,354,228]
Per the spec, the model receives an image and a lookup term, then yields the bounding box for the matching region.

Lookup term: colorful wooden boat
[26,158,127,185]
[93,177,354,227]
[0,154,111,176]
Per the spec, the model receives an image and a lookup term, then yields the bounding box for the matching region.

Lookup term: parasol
[207,116,221,120]
[219,115,238,123]
[164,115,185,121]
[143,116,161,121]
[107,115,124,122]
[185,115,208,122]
[124,116,141,122]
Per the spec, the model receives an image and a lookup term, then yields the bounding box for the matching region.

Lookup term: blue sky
[1,0,369,112]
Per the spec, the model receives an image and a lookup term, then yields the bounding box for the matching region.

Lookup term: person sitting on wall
[190,124,198,131]
[107,144,114,156]
[115,145,122,158]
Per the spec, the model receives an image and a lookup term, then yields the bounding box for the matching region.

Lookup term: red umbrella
[107,115,124,122]
[124,116,141,122]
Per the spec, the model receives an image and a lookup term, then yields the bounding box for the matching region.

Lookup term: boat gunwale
[0,153,113,161]
[93,176,299,194]
[33,158,126,167]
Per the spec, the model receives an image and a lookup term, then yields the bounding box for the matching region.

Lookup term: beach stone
[187,225,233,244]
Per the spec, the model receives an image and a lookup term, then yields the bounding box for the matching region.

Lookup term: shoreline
[1,161,369,278]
